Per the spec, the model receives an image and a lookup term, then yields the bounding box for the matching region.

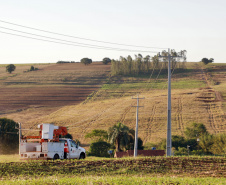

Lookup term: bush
[30,66,35,71]
[0,118,19,154]
[174,147,188,156]
[88,141,111,157]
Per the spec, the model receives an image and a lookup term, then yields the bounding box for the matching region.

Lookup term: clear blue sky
[0,0,225,64]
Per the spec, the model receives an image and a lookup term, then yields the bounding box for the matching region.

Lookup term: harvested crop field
[0,157,225,178]
[0,86,98,112]
[0,62,111,125]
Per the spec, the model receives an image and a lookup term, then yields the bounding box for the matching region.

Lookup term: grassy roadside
[1,175,225,185]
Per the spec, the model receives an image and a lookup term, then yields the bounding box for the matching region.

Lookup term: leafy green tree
[126,137,144,150]
[201,58,214,65]
[184,122,208,139]
[198,133,214,154]
[108,122,132,152]
[102,57,111,65]
[6,64,16,73]
[172,135,186,150]
[0,118,19,154]
[81,58,92,65]
[85,129,108,142]
[88,141,111,157]
[210,134,226,155]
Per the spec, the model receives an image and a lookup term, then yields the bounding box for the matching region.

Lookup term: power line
[0,26,160,53]
[0,31,159,53]
[0,19,167,49]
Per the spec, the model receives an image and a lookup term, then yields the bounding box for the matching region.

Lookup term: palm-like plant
[108,122,132,152]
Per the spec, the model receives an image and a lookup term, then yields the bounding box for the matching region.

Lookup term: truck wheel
[79,153,85,159]
[53,154,59,160]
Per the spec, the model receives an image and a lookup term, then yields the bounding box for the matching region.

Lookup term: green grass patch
[171,79,206,89]
[1,175,225,185]
[102,79,206,90]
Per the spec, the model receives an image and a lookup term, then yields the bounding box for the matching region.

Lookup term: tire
[53,154,59,160]
[79,153,85,160]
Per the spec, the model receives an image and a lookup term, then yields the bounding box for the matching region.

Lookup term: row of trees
[147,123,226,156]
[86,122,143,157]
[111,50,187,76]
[86,122,226,157]
[80,57,111,65]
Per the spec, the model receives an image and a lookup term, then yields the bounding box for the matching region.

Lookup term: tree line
[85,122,225,157]
[147,122,226,156]
[111,50,187,76]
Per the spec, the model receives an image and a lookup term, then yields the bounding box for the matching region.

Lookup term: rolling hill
[1,62,226,147]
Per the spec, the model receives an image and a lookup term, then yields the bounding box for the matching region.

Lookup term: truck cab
[60,138,86,159]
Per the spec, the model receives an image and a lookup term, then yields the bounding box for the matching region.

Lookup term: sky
[0,0,226,64]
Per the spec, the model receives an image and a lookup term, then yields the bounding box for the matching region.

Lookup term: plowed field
[0,62,111,126]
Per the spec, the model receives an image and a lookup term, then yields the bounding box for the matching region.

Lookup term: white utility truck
[20,123,86,160]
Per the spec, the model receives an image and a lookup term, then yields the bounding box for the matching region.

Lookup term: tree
[60,133,73,139]
[198,133,214,154]
[172,135,186,150]
[126,137,144,150]
[210,134,226,155]
[88,141,111,157]
[184,122,208,139]
[30,66,35,71]
[0,118,19,154]
[102,57,111,65]
[6,64,16,73]
[108,122,132,152]
[201,58,214,65]
[81,58,92,65]
[85,129,108,142]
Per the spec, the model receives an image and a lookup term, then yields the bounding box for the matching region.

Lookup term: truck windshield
[69,140,77,148]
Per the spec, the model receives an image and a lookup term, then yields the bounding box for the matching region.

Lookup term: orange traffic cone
[64,141,69,153]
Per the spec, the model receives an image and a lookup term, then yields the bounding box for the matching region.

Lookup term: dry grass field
[1,62,226,147]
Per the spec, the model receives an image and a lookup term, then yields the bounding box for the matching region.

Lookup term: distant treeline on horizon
[57,61,102,64]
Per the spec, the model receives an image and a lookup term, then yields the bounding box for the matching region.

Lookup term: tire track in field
[80,102,122,133]
[206,103,217,134]
[176,97,184,135]
[119,106,133,123]
[143,104,156,143]
[195,64,218,134]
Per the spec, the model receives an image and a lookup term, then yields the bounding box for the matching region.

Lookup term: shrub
[88,141,111,157]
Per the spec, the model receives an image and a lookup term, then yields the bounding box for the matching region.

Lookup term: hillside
[1,62,226,147]
[0,62,111,128]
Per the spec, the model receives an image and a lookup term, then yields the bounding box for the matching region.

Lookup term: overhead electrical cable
[0,19,167,49]
[0,26,159,53]
[0,31,159,53]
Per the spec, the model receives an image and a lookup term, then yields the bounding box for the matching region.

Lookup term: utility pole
[158,48,184,157]
[18,122,21,155]
[132,94,144,157]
